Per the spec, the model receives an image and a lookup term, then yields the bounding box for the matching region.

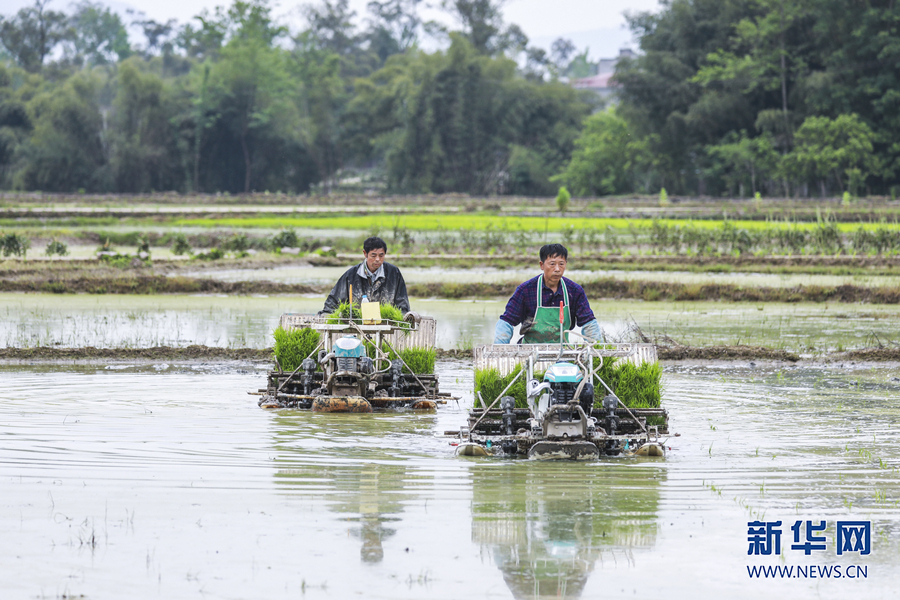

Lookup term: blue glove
[493,320,514,344]
[581,319,604,342]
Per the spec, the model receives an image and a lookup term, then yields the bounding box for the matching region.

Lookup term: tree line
[0,0,592,195]
[558,0,900,199]
[1,0,897,198]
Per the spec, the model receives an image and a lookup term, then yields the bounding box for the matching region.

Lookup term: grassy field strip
[172,214,900,232]
[0,205,463,215]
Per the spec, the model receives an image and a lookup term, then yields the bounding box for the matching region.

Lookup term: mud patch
[0,345,272,361]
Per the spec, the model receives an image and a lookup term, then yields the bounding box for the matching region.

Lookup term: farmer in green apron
[493,244,603,344]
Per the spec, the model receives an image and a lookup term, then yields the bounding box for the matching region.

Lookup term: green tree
[109,59,184,192]
[0,0,70,72]
[66,1,131,66]
[782,113,878,196]
[553,108,655,196]
[706,130,779,196]
[204,1,301,193]
[15,70,107,191]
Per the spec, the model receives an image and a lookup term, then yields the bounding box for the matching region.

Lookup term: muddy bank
[0,345,272,361]
[4,344,900,364]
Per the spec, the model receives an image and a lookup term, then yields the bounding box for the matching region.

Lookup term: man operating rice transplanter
[493,243,603,344]
[319,236,418,321]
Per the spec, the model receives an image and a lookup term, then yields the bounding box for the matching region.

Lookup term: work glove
[403,311,421,325]
[493,320,514,344]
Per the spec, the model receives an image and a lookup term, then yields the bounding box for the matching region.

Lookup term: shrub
[193,248,224,260]
[45,239,68,256]
[271,228,299,250]
[223,233,250,252]
[171,234,192,255]
[556,186,570,213]
[1,233,30,258]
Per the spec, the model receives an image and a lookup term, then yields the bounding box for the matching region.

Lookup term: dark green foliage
[171,234,192,255]
[1,232,30,257]
[45,239,68,256]
[223,233,249,252]
[271,229,299,249]
[272,326,321,372]
[193,247,224,260]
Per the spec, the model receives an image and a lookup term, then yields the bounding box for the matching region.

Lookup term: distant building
[570,48,635,99]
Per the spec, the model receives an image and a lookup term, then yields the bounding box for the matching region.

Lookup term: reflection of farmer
[320,236,411,314]
[493,244,602,344]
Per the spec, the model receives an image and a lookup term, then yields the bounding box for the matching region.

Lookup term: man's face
[365,248,386,273]
[540,254,567,286]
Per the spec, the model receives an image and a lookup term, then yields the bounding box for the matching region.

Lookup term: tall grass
[272,326,320,371]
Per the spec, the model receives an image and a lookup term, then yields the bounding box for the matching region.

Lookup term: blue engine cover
[543,362,583,384]
[334,335,365,358]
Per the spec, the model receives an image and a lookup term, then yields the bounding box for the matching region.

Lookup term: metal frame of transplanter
[254,314,452,410]
[454,342,669,459]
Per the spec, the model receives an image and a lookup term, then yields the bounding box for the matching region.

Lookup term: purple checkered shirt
[499,276,595,328]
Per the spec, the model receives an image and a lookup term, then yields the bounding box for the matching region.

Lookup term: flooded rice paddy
[1,360,899,599]
[179,263,900,290]
[2,293,898,353]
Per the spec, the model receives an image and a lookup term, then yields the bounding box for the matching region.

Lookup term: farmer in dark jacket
[320,237,412,315]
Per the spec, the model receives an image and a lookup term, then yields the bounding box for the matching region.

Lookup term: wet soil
[2,269,899,303]
[5,344,899,363]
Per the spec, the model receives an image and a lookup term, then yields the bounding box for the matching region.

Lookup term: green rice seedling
[273,326,320,371]
[399,347,435,374]
[474,365,534,409]
[326,301,362,323]
[379,303,409,329]
[613,362,663,408]
[593,355,662,408]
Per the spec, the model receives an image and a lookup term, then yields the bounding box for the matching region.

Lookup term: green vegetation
[474,365,530,409]
[272,326,320,372]
[44,239,68,256]
[593,357,662,409]
[1,233,30,258]
[171,234,192,256]
[555,187,570,213]
[474,358,662,410]
[395,347,435,375]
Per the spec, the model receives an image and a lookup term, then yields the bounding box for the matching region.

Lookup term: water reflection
[469,462,664,599]
[267,411,435,565]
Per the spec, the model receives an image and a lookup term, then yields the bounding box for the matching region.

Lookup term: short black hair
[363,236,387,254]
[540,243,568,262]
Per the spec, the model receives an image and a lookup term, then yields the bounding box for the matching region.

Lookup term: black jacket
[320,262,410,314]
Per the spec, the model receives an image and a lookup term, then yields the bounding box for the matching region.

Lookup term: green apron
[522,275,571,344]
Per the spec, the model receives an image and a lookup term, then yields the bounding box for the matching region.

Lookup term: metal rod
[469,369,523,440]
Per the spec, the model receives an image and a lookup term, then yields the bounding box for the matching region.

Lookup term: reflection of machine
[256,314,453,412]
[456,344,668,459]
[470,462,663,599]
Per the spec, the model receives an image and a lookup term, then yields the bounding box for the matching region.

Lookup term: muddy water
[1,360,898,599]
[2,293,898,352]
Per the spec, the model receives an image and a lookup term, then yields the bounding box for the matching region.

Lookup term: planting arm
[493,320,514,344]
